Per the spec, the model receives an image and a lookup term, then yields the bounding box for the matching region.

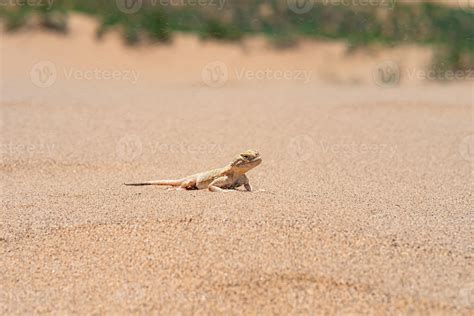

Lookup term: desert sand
[1,15,473,314]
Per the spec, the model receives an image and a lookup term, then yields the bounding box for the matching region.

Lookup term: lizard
[124,150,262,192]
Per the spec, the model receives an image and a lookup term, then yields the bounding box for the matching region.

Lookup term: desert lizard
[124,150,262,192]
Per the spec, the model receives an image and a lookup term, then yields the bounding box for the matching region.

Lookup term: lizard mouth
[248,156,262,163]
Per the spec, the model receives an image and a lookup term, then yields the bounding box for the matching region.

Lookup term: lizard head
[230,150,262,171]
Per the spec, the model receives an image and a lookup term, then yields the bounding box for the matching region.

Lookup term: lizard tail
[123,179,183,186]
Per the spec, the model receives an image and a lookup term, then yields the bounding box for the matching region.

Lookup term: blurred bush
[0,0,472,71]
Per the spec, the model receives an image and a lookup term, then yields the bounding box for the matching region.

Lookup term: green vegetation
[0,0,472,71]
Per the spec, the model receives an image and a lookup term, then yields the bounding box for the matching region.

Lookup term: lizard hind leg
[208,176,237,192]
[167,187,187,191]
[180,179,197,190]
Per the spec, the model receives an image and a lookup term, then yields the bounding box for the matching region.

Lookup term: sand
[1,14,473,314]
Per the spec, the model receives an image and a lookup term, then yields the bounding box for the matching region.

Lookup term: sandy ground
[1,14,473,315]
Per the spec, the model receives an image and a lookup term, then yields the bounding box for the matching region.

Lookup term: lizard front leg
[236,174,252,191]
[239,174,252,192]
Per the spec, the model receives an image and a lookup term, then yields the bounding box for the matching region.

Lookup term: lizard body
[124,150,262,192]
